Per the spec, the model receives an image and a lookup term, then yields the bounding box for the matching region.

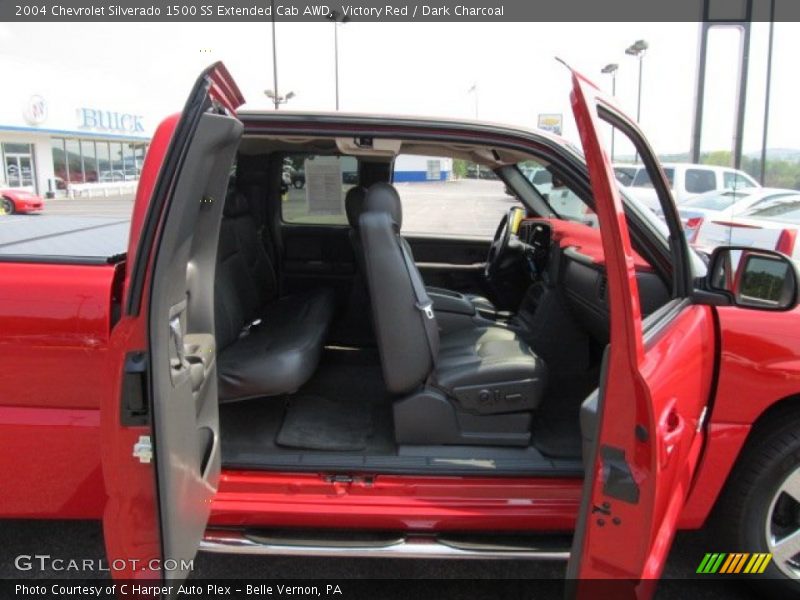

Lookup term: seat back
[359,183,439,394]
[345,186,368,274]
[214,190,278,349]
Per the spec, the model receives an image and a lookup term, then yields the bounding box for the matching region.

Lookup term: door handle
[657,400,685,469]
[169,316,187,371]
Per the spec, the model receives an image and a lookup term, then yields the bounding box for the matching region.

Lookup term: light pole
[265,89,295,108]
[625,39,648,123]
[328,10,350,110]
[625,40,648,163]
[467,83,478,119]
[601,63,618,161]
[269,0,280,110]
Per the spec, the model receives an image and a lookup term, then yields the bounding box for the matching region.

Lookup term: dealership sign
[79,108,145,134]
[537,113,563,136]
[23,95,48,125]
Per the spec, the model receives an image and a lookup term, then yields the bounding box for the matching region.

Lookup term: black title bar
[3,0,800,22]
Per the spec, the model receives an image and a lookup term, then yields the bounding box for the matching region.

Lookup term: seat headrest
[364,182,402,229]
[345,186,367,228]
[223,190,250,217]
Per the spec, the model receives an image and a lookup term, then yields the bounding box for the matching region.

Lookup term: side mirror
[708,246,799,311]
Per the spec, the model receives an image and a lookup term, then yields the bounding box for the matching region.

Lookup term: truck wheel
[0,197,14,215]
[715,413,800,595]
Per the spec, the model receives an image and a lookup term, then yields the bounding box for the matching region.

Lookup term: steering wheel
[484,208,515,279]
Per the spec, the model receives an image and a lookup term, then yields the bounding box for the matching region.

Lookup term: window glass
[82,140,98,183]
[281,154,357,225]
[123,143,136,180]
[747,197,800,224]
[682,191,743,211]
[52,138,67,183]
[614,166,637,186]
[110,142,124,177]
[633,167,674,188]
[96,141,111,180]
[392,154,518,238]
[64,139,82,182]
[685,168,717,194]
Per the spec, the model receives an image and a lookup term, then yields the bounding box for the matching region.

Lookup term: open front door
[565,69,717,597]
[101,62,244,581]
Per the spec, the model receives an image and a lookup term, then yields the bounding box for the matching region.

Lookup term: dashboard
[519,218,670,343]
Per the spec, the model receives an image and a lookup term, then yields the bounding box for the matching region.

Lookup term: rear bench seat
[215,190,335,402]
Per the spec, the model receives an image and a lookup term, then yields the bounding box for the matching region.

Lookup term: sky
[1,20,798,156]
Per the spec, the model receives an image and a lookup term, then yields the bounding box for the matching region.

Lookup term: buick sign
[23,95,48,125]
[79,108,145,133]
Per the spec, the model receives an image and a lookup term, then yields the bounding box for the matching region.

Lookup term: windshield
[746,197,800,224]
[633,167,675,189]
[682,191,747,211]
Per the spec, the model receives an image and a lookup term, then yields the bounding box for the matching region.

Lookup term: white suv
[625,162,760,211]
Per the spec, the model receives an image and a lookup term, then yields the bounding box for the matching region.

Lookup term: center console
[428,288,511,334]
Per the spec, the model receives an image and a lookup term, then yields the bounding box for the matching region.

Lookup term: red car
[0,188,44,214]
[1,64,799,597]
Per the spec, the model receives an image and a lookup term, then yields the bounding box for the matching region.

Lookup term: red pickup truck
[2,63,799,597]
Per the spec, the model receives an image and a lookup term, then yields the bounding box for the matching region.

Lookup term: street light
[269,0,279,110]
[601,63,618,161]
[625,39,648,123]
[265,89,295,108]
[328,10,350,110]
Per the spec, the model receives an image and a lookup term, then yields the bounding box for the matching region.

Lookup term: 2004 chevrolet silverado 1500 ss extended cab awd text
[2,63,800,598]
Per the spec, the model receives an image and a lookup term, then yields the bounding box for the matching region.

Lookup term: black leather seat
[215,191,334,402]
[358,182,547,446]
[344,186,497,314]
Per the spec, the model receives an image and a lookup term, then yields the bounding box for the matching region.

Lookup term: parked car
[99,170,127,182]
[679,187,799,243]
[626,162,760,212]
[2,63,800,595]
[0,188,44,214]
[692,194,800,261]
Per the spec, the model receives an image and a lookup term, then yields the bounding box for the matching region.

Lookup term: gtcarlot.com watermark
[14,554,193,573]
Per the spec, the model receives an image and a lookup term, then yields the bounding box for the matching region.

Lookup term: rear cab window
[281,154,358,225]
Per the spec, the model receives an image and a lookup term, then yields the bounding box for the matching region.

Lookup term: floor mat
[276,394,374,451]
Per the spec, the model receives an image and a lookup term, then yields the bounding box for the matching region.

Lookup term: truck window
[280,154,358,225]
[685,168,717,194]
[633,167,674,189]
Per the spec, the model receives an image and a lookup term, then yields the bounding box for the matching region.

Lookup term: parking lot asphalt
[0,181,768,598]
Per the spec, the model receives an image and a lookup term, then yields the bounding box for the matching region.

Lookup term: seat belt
[396,237,438,367]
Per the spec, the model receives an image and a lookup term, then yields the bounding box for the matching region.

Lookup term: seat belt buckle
[416,301,435,319]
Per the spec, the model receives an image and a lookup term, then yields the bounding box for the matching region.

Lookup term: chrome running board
[200,528,571,560]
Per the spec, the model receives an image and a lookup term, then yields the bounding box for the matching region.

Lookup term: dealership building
[0,67,157,197]
[393,154,453,182]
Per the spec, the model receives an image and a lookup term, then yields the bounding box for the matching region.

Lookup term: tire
[0,197,15,215]
[713,410,800,595]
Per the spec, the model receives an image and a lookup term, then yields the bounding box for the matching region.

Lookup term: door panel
[405,234,490,292]
[565,69,716,595]
[102,62,243,581]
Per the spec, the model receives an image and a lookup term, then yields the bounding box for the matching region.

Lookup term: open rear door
[101,62,244,581]
[564,69,717,597]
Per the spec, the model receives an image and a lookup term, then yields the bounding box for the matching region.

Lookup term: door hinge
[133,435,153,464]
